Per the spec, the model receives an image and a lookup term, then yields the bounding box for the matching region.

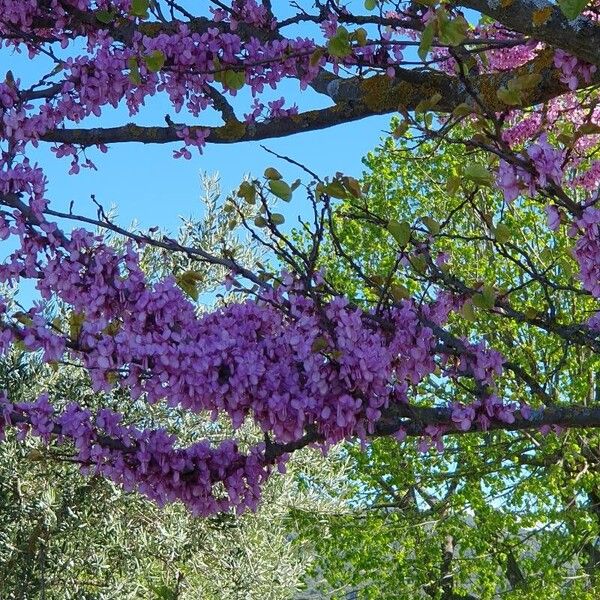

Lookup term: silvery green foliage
[0,371,350,599]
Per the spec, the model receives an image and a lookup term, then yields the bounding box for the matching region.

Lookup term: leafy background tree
[290,125,600,599]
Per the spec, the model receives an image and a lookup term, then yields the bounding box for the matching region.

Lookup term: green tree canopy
[291,128,600,599]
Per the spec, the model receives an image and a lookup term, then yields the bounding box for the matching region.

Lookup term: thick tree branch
[265,404,600,461]
[373,404,600,437]
[10,396,600,467]
[40,50,596,148]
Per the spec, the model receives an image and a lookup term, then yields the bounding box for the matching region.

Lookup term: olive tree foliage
[0,175,351,600]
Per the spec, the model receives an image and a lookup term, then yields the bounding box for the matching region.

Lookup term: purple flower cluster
[554,49,597,91]
[439,339,523,438]
[451,395,519,432]
[0,393,269,515]
[572,207,600,297]
[496,135,565,203]
[0,1,416,165]
[443,339,504,386]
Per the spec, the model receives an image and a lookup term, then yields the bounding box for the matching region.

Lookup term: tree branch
[373,404,600,437]
[40,50,595,148]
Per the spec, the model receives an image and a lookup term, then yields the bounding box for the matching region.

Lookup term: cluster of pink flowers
[492,91,600,298]
[446,340,504,386]
[1,394,269,515]
[244,97,299,124]
[574,160,600,191]
[0,1,421,165]
[526,134,565,187]
[173,127,211,159]
[501,114,543,146]
[554,49,597,91]
[451,395,519,432]
[443,341,521,435]
[0,27,319,159]
[227,0,273,30]
[431,20,540,76]
[572,207,600,298]
[496,135,565,202]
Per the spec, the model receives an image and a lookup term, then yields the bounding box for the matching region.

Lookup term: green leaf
[439,15,468,46]
[254,216,268,228]
[524,306,539,320]
[322,181,348,199]
[472,284,495,309]
[222,70,245,91]
[129,71,141,85]
[212,57,223,82]
[463,162,493,186]
[237,180,256,203]
[390,284,410,301]
[341,176,362,198]
[327,27,353,58]
[409,255,427,274]
[364,0,378,10]
[415,93,442,114]
[418,22,435,62]
[353,27,368,47]
[310,48,325,67]
[127,57,141,85]
[264,167,282,180]
[558,0,588,20]
[422,216,440,235]
[460,300,477,321]
[95,9,117,24]
[497,86,522,106]
[175,270,203,301]
[393,120,410,138]
[446,175,461,194]
[453,103,474,118]
[311,336,329,352]
[387,220,411,247]
[14,312,33,327]
[508,73,542,90]
[271,213,285,226]
[69,312,85,340]
[130,0,149,18]
[494,222,511,244]
[103,320,122,336]
[576,122,600,136]
[149,584,178,600]
[143,50,166,73]
[268,180,292,201]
